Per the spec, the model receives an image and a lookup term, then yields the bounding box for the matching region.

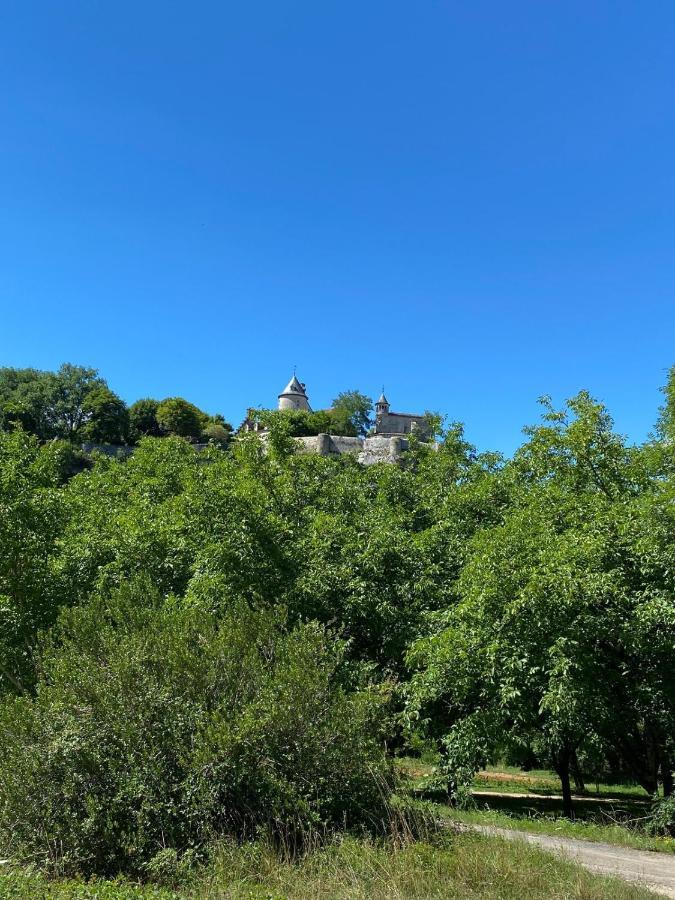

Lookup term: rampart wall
[295,434,412,465]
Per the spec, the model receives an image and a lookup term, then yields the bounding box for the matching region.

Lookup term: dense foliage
[0,364,232,446]
[252,389,375,437]
[0,367,674,875]
[0,582,389,875]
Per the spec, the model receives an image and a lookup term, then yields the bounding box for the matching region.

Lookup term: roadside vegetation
[396,758,675,854]
[0,831,660,899]
[0,363,674,894]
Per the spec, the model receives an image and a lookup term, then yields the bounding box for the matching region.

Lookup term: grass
[0,763,667,898]
[396,757,652,801]
[0,832,661,899]
[191,832,659,899]
[0,867,177,898]
[395,757,675,855]
[474,765,653,801]
[440,806,675,855]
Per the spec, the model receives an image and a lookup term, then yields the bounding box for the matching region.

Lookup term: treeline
[0,368,674,876]
[0,363,233,446]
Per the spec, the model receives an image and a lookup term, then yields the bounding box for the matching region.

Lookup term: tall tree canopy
[331,390,373,436]
[407,393,675,814]
[0,362,673,839]
[0,364,231,447]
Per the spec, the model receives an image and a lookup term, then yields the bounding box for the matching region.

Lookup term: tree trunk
[571,749,585,793]
[615,733,659,795]
[662,755,674,798]
[646,728,660,796]
[553,746,574,819]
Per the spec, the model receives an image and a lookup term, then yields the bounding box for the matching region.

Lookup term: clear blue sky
[2,1,674,454]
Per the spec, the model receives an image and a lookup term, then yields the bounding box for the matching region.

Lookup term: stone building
[242,375,428,437]
[374,392,430,437]
[277,374,311,412]
[239,375,433,464]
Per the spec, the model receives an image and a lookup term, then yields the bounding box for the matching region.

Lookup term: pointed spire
[281,374,306,396]
[278,372,311,411]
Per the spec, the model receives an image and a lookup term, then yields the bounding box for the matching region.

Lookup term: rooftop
[279,375,307,396]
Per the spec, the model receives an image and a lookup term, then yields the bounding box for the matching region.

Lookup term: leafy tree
[0,368,57,439]
[50,363,107,440]
[656,364,675,444]
[254,396,372,439]
[0,432,67,693]
[80,386,129,444]
[421,411,445,441]
[406,393,675,815]
[0,364,118,442]
[201,414,233,448]
[128,398,161,440]
[331,390,373,437]
[156,397,207,439]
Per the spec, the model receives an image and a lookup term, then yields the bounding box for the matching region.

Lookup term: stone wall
[294,434,412,465]
[80,443,134,458]
[294,435,362,456]
[359,435,408,465]
[82,435,429,467]
[327,435,363,456]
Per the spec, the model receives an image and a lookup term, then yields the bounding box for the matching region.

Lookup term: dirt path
[469,824,675,898]
[472,789,649,805]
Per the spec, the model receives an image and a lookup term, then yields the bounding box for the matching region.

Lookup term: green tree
[331,390,373,437]
[253,408,331,438]
[0,365,123,442]
[0,368,57,439]
[80,386,129,444]
[156,397,207,439]
[50,363,107,440]
[201,414,233,448]
[0,432,67,693]
[128,398,161,441]
[407,393,675,816]
[657,365,675,441]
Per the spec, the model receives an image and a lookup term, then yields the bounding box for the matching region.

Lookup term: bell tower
[375,389,390,428]
[375,390,390,416]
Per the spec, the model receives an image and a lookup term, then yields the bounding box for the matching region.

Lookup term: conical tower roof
[377,391,389,405]
[280,374,307,396]
[278,372,311,412]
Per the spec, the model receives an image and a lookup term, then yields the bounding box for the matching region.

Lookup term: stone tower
[278,374,311,411]
[375,390,390,424]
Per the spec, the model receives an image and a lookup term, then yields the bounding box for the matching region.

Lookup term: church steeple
[375,388,390,417]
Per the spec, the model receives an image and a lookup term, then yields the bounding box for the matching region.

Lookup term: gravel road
[470,825,675,898]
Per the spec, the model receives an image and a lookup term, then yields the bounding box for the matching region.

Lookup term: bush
[649,794,675,836]
[0,582,392,877]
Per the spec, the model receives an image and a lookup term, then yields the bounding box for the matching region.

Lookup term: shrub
[0,582,391,877]
[649,794,675,836]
